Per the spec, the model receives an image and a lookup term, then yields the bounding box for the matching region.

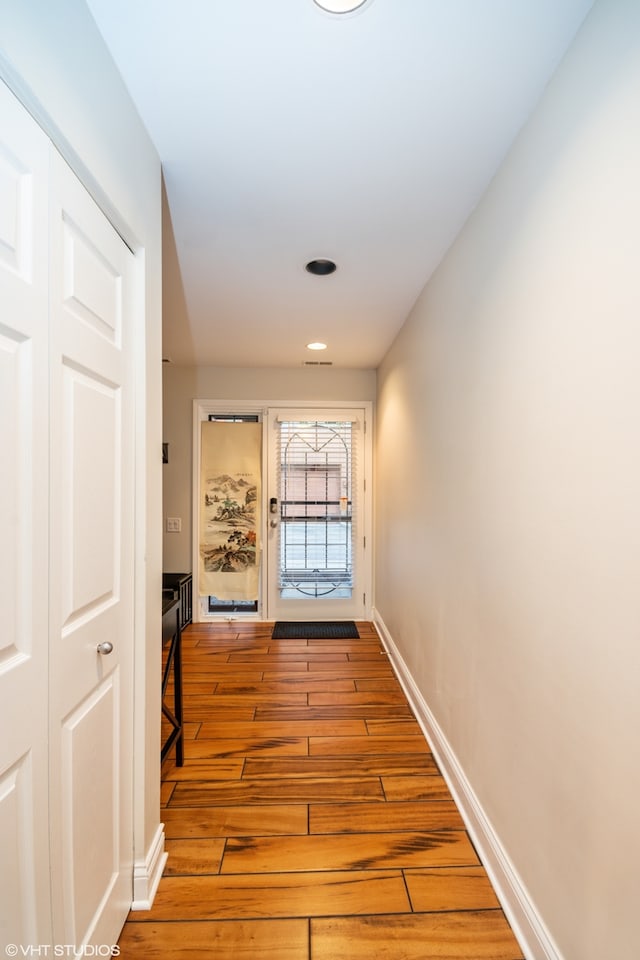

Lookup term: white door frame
[192,399,373,622]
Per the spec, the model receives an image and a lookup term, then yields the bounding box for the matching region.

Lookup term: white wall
[375,0,640,957]
[0,0,163,904]
[163,364,376,573]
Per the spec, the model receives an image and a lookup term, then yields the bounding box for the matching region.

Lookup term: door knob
[97,641,114,655]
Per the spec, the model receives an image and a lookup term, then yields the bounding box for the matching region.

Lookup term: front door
[48,152,135,946]
[266,407,370,621]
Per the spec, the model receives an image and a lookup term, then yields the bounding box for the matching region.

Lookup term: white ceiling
[86,0,594,369]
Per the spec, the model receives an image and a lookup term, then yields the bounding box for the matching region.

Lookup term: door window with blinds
[266,407,369,621]
[278,420,354,599]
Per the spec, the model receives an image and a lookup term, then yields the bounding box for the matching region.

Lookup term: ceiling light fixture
[307,341,328,351]
[313,0,370,13]
[306,258,336,276]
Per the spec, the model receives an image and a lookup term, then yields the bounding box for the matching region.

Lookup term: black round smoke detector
[305,258,337,276]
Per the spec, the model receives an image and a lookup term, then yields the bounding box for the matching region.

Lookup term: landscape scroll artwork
[199,420,261,600]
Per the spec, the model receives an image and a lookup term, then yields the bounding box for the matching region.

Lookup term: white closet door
[48,151,135,946]
[0,81,52,948]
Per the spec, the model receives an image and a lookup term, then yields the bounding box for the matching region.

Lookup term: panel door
[0,81,52,950]
[48,151,135,946]
[266,408,370,622]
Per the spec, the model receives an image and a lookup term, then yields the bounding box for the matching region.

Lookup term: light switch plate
[166,517,182,532]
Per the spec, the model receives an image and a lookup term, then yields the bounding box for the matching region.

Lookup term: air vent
[304,360,333,366]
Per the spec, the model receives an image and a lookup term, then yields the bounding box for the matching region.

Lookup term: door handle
[97,641,114,655]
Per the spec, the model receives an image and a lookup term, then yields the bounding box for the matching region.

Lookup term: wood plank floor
[118,621,523,959]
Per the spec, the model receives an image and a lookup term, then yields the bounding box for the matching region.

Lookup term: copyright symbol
[6,946,18,957]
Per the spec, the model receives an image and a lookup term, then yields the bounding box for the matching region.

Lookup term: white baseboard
[372,609,563,960]
[131,822,168,910]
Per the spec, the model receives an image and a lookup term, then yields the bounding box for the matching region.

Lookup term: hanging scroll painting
[199,420,261,600]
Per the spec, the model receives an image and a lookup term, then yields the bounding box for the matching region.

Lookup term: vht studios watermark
[5,947,120,957]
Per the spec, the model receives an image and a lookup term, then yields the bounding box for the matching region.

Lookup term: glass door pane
[279,421,352,599]
[267,409,368,621]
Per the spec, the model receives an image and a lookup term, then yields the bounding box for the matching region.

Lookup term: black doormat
[272,621,360,639]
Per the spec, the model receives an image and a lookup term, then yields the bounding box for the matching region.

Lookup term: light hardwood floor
[118,621,523,959]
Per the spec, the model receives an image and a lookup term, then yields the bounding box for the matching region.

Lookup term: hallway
[118,622,523,958]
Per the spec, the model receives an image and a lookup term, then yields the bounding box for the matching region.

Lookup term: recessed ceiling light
[307,341,328,351]
[306,259,336,276]
[313,0,370,13]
